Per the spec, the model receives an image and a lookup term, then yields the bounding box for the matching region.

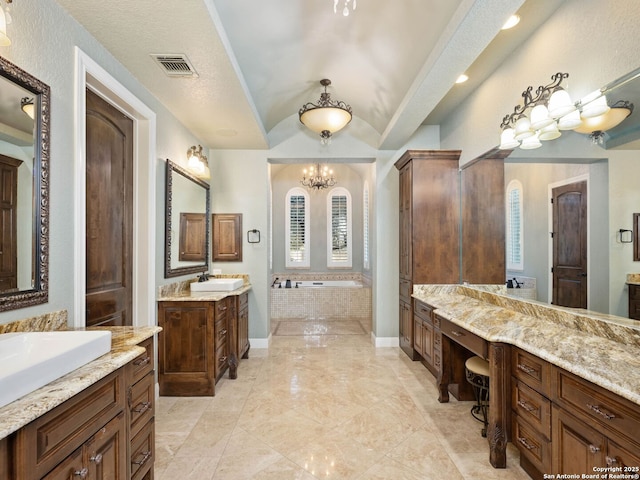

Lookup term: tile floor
[154,317,531,480]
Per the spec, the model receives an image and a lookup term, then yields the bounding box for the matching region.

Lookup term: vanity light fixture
[20,97,34,119]
[300,163,337,190]
[186,144,211,180]
[334,0,356,16]
[0,0,12,47]
[299,79,352,145]
[498,72,633,150]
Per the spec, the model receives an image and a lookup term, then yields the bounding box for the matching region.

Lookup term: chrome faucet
[198,271,209,282]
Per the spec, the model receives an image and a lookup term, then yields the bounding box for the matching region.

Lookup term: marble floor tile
[154,317,531,480]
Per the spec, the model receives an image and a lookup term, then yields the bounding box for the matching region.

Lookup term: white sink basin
[190,278,244,292]
[0,330,112,408]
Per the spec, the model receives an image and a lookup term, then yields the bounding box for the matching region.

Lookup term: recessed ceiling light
[502,14,520,30]
[455,74,469,84]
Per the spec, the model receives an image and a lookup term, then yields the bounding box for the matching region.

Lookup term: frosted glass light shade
[548,89,575,118]
[514,116,534,140]
[539,122,561,141]
[499,128,519,149]
[520,132,541,150]
[557,109,582,130]
[574,105,632,134]
[581,94,610,118]
[299,107,352,134]
[0,8,10,47]
[530,104,554,130]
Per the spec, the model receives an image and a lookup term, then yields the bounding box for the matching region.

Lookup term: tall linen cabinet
[395,150,461,361]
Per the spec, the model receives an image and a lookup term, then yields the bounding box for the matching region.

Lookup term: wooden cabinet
[629,284,640,320]
[510,347,640,478]
[413,299,435,371]
[395,150,461,360]
[212,213,242,262]
[158,293,249,395]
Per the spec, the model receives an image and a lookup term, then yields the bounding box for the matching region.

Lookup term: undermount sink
[190,278,244,292]
[0,330,112,408]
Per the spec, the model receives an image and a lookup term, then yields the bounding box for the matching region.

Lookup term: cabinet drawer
[238,292,248,310]
[608,436,640,470]
[215,320,228,349]
[399,279,412,301]
[439,317,487,358]
[513,415,551,473]
[16,369,124,478]
[216,343,228,374]
[629,300,640,320]
[552,367,640,443]
[414,300,433,323]
[512,348,551,397]
[215,299,230,317]
[432,313,441,329]
[629,284,640,301]
[512,380,551,439]
[130,419,154,480]
[129,371,154,439]
[130,337,154,385]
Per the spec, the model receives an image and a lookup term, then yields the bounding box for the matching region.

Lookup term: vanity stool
[465,356,490,437]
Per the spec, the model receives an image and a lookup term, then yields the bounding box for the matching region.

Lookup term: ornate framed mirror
[164,159,210,278]
[0,56,50,312]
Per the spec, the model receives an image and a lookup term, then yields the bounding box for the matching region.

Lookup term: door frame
[73,47,157,328]
[547,174,589,309]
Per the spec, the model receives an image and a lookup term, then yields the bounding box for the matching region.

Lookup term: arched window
[506,179,524,271]
[363,182,370,270]
[327,187,352,268]
[285,187,310,268]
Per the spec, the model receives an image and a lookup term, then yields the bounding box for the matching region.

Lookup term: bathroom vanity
[156,277,251,396]
[412,284,640,477]
[0,325,159,480]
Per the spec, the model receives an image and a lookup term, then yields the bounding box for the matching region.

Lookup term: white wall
[0,0,205,325]
[440,0,640,317]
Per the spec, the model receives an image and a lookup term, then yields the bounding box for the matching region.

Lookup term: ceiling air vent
[150,54,199,77]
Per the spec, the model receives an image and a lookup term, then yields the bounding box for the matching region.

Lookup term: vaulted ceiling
[55,0,564,150]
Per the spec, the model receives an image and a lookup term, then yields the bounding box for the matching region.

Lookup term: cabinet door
[87,413,126,480]
[41,447,84,480]
[552,406,606,474]
[422,321,433,364]
[413,318,423,357]
[607,437,640,471]
[399,301,412,351]
[238,305,249,359]
[212,213,242,261]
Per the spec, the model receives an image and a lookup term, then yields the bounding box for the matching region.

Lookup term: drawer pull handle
[133,401,152,414]
[517,363,536,375]
[132,450,152,466]
[74,468,89,478]
[219,329,228,336]
[517,436,536,451]
[133,356,151,367]
[90,453,103,464]
[517,400,538,413]
[219,355,227,364]
[450,330,464,337]
[587,403,616,420]
[589,444,601,454]
[606,456,619,467]
[220,306,227,311]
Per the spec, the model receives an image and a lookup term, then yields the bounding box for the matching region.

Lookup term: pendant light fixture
[299,79,352,144]
[300,163,337,190]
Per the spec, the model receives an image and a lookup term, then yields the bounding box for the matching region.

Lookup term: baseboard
[250,335,271,349]
[372,333,399,348]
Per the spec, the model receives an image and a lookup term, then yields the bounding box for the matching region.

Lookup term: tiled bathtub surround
[270,273,371,320]
[412,284,640,406]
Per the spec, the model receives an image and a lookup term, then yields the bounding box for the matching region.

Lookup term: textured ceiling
[55,0,564,150]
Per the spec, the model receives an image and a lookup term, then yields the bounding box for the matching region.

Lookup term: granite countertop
[0,326,160,439]
[412,285,640,406]
[157,274,252,302]
[626,273,640,285]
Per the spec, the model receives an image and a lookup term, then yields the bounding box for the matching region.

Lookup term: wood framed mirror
[164,159,210,278]
[0,56,50,312]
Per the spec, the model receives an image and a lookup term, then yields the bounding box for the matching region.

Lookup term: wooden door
[552,181,587,308]
[0,155,21,291]
[85,89,133,327]
[212,213,242,261]
[179,213,206,261]
[552,406,605,473]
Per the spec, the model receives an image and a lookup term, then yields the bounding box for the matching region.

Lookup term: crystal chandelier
[299,79,352,144]
[334,0,356,16]
[300,163,336,190]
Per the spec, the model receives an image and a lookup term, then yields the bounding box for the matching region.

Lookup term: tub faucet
[295,281,302,288]
[271,277,279,288]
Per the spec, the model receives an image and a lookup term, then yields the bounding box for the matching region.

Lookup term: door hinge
[551,267,554,273]
[550,231,555,238]
[550,198,554,203]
